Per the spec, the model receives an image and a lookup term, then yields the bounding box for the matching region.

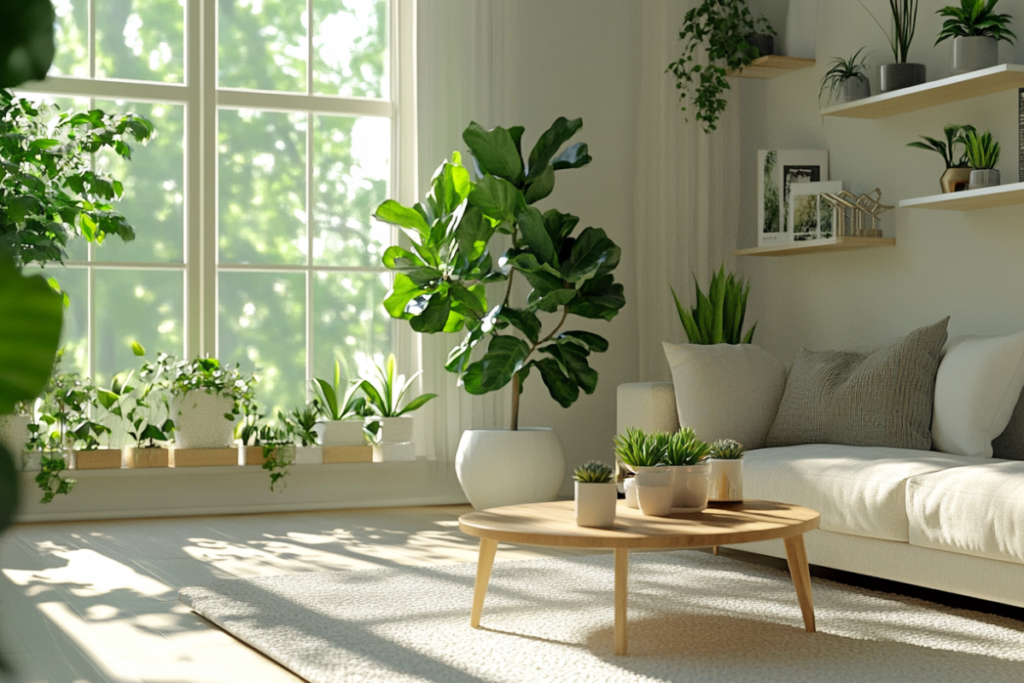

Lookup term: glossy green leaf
[527,117,583,179]
[499,308,542,344]
[469,175,525,225]
[410,293,452,333]
[374,199,430,236]
[542,209,579,250]
[508,253,564,295]
[563,227,617,284]
[383,273,425,319]
[524,165,555,204]
[131,340,146,356]
[671,284,704,344]
[567,275,625,321]
[462,122,524,184]
[559,330,609,354]
[551,142,592,170]
[449,282,485,319]
[456,204,495,262]
[535,357,579,408]
[543,341,598,394]
[382,246,426,270]
[462,335,530,394]
[529,287,577,313]
[517,207,557,266]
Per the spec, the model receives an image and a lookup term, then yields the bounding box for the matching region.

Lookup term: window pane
[218,271,306,416]
[93,101,185,263]
[313,0,388,99]
[313,115,389,267]
[51,0,89,78]
[95,0,185,83]
[37,266,89,378]
[219,109,307,265]
[313,271,391,384]
[93,269,185,386]
[218,0,307,92]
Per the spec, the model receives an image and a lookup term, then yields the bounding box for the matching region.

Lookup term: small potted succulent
[708,438,745,502]
[819,48,871,105]
[936,0,1016,75]
[614,427,670,510]
[863,0,925,92]
[573,460,617,528]
[662,428,712,511]
[906,123,976,193]
[964,128,1001,188]
[358,353,437,461]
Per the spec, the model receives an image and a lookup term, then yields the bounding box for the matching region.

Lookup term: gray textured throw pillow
[765,318,949,451]
[992,389,1024,460]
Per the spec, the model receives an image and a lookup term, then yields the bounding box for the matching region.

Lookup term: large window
[24,0,412,414]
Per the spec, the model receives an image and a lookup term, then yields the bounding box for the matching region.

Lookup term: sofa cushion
[992,388,1024,460]
[662,342,785,450]
[907,460,1024,565]
[744,444,975,542]
[765,318,948,451]
[932,332,1024,458]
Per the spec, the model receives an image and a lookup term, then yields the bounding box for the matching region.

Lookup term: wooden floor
[0,505,599,683]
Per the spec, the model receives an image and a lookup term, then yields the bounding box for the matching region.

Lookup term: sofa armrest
[616,382,679,435]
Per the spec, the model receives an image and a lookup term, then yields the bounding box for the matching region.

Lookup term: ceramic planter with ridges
[835,77,870,104]
[455,428,565,510]
[669,463,711,511]
[951,36,998,76]
[320,420,365,447]
[709,459,744,502]
[574,481,617,528]
[172,391,236,448]
[969,168,1000,189]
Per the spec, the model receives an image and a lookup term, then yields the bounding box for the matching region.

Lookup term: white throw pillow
[932,332,1024,458]
[662,342,786,450]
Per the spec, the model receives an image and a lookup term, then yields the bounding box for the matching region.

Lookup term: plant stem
[510,373,520,431]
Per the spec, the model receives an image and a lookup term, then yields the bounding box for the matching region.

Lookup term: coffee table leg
[783,534,815,632]
[470,538,498,628]
[614,547,629,655]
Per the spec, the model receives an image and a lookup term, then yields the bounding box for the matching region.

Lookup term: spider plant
[963,129,1000,168]
[936,0,1016,44]
[662,428,712,466]
[861,0,920,63]
[573,460,615,484]
[819,48,870,104]
[906,124,976,168]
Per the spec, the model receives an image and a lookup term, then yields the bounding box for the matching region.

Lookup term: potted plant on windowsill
[819,48,872,106]
[661,428,712,512]
[964,128,1001,188]
[708,438,745,502]
[862,0,925,92]
[906,123,976,193]
[358,353,437,462]
[373,117,624,509]
[312,360,369,447]
[281,403,323,464]
[936,0,1016,75]
[573,460,617,528]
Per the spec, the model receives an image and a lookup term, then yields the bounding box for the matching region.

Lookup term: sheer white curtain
[633,0,742,382]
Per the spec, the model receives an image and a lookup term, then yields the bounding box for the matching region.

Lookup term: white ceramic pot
[172,391,236,448]
[951,36,998,76]
[0,414,31,455]
[374,442,417,462]
[379,416,414,444]
[709,459,744,502]
[321,420,365,447]
[623,478,639,509]
[669,463,711,511]
[455,428,565,510]
[635,470,674,516]
[294,446,322,464]
[969,168,1000,189]
[575,481,617,528]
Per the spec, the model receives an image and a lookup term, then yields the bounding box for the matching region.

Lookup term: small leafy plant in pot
[862,0,925,92]
[312,359,370,447]
[708,438,745,502]
[964,128,1001,188]
[358,353,437,461]
[936,0,1016,75]
[819,48,871,106]
[666,0,776,133]
[662,428,712,511]
[281,403,323,464]
[573,460,617,528]
[906,123,976,193]
[614,427,668,509]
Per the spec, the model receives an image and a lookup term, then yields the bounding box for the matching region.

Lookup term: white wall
[738,0,1024,363]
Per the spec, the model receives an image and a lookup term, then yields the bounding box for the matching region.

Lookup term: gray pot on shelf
[879,63,926,93]
[951,36,998,76]
[969,168,1000,189]
[835,76,871,104]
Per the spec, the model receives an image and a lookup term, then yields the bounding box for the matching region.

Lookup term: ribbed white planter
[172,391,236,448]
[709,459,744,502]
[320,420,365,447]
[455,428,565,510]
[379,416,414,444]
[669,463,711,512]
[969,168,1000,189]
[574,481,617,528]
[0,414,31,456]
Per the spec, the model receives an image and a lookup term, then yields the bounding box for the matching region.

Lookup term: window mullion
[199,0,218,357]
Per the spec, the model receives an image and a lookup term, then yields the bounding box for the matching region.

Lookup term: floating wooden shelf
[734,236,896,257]
[728,55,815,79]
[821,64,1024,119]
[899,181,1024,211]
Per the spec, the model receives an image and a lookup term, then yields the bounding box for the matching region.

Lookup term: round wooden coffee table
[459,499,820,655]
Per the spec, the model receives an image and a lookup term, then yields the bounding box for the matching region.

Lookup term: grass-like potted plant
[964,128,1001,188]
[906,123,976,193]
[708,438,745,502]
[671,264,755,344]
[357,353,436,462]
[936,0,1016,75]
[862,0,925,92]
[614,427,669,510]
[374,117,624,509]
[666,0,776,132]
[662,428,712,511]
[573,460,617,528]
[819,48,871,105]
[311,360,369,448]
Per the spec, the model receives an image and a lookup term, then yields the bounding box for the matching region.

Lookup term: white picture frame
[757,149,829,247]
[789,181,843,242]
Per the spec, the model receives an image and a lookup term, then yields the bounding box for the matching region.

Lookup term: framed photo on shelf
[790,181,843,242]
[757,149,829,247]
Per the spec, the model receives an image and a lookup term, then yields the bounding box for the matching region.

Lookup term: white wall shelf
[821,64,1024,119]
[899,181,1024,211]
[728,55,815,79]
[734,236,896,257]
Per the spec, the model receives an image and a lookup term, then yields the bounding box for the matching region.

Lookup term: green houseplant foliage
[710,438,745,459]
[662,427,712,466]
[819,48,870,104]
[374,117,624,430]
[963,129,1001,168]
[936,0,1016,44]
[311,359,368,421]
[573,460,614,483]
[671,264,755,345]
[0,0,55,88]
[907,124,976,168]
[862,0,920,63]
[613,427,665,471]
[666,0,775,133]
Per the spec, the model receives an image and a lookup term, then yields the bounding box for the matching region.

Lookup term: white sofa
[616,381,1024,609]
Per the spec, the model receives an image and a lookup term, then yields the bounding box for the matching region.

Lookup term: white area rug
[179,550,1024,683]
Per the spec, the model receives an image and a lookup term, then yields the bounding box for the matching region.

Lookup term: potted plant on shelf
[666,0,776,132]
[819,48,871,105]
[573,460,617,528]
[358,353,437,462]
[964,128,1001,188]
[374,117,624,509]
[662,428,712,511]
[281,403,323,464]
[671,265,755,344]
[123,345,176,467]
[166,355,257,452]
[708,438,745,502]
[936,0,1016,75]
[862,0,925,92]
[906,123,976,193]
[311,359,369,447]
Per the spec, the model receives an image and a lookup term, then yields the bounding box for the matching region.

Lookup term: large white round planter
[455,428,565,510]
[172,391,236,448]
[379,416,415,444]
[575,481,617,528]
[669,463,711,512]
[709,459,744,502]
[321,420,365,447]
[0,414,31,456]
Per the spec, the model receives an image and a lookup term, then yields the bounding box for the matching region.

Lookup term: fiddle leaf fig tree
[374,117,624,430]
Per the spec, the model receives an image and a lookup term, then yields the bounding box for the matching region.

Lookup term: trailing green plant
[35,452,75,504]
[906,124,976,168]
[663,427,712,466]
[256,424,294,492]
[710,438,745,460]
[155,354,259,421]
[819,48,870,104]
[613,427,665,471]
[29,358,110,453]
[0,89,154,269]
[311,359,368,421]
[936,0,1016,44]
[861,0,920,63]
[374,117,624,430]
[671,264,755,345]
[573,460,614,484]
[124,346,176,448]
[666,0,775,132]
[963,128,1001,168]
